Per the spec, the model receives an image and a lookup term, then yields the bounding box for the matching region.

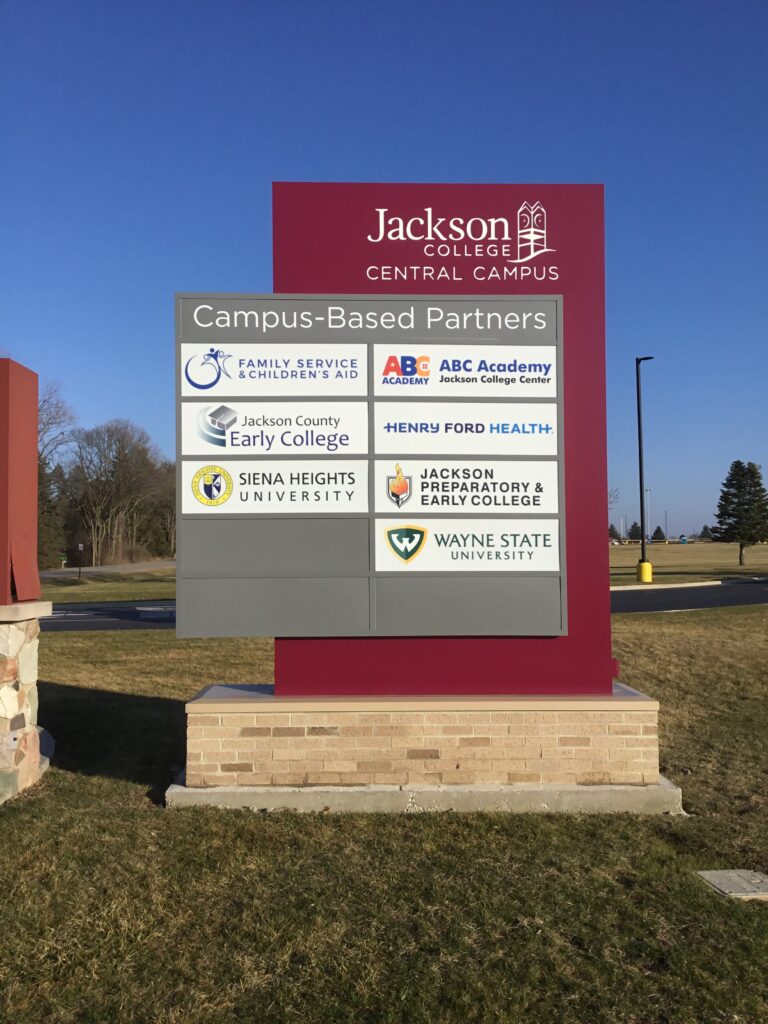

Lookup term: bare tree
[153,461,176,557]
[38,380,77,463]
[68,420,161,565]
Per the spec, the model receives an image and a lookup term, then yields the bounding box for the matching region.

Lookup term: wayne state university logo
[191,465,233,506]
[385,525,427,562]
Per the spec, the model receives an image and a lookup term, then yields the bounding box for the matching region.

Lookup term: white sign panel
[375,519,560,572]
[182,460,368,514]
[373,345,556,397]
[181,343,367,396]
[374,460,559,513]
[374,403,557,456]
[181,401,368,456]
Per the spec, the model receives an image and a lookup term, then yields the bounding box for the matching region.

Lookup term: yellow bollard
[637,561,653,583]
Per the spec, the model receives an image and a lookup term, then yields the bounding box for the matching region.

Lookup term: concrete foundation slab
[0,601,52,622]
[166,773,683,815]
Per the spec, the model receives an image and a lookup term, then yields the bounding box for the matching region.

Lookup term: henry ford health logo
[184,348,232,390]
[192,465,233,506]
[385,525,427,562]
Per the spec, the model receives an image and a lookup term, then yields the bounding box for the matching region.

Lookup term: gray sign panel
[177,294,566,638]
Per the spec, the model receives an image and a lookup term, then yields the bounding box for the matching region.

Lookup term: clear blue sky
[2,0,766,535]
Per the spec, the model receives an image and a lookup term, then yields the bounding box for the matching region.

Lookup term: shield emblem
[386,526,427,563]
[203,473,223,501]
[386,462,412,508]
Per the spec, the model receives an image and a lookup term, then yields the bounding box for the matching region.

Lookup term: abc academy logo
[365,201,558,284]
[381,354,430,386]
[385,525,428,563]
[192,465,233,506]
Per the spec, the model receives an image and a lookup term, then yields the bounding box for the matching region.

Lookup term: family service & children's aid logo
[192,466,233,506]
[184,348,232,390]
[385,525,428,562]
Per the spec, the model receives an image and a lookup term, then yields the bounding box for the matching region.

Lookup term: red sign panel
[272,182,610,695]
[0,359,41,605]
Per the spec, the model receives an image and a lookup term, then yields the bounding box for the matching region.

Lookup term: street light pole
[636,356,654,581]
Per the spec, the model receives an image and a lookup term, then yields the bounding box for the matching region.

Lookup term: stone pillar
[0,601,53,804]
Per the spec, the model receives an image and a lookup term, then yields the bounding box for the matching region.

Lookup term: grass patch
[610,541,768,585]
[41,569,177,604]
[0,609,766,1022]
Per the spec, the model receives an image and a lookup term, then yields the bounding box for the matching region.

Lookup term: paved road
[611,578,768,613]
[40,580,768,632]
[43,600,177,632]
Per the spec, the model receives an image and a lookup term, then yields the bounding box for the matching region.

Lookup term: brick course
[185,692,660,789]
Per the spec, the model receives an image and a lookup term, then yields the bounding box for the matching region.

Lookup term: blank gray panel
[180,519,370,577]
[178,578,371,637]
[375,577,562,636]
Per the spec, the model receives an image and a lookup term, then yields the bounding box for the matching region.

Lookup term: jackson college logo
[385,525,427,562]
[508,202,555,263]
[192,465,233,506]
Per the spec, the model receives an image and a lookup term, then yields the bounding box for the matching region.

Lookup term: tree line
[38,383,175,568]
[609,460,768,564]
[34,381,768,569]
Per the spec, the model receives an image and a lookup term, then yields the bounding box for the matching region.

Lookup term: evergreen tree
[608,523,620,541]
[628,521,642,541]
[652,525,666,541]
[37,457,67,569]
[700,524,712,540]
[712,461,768,565]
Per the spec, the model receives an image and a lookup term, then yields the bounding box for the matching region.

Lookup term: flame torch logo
[386,463,412,508]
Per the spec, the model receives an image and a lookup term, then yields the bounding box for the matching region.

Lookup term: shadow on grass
[37,679,186,803]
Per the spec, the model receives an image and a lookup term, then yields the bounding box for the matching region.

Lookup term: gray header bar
[177,294,557,343]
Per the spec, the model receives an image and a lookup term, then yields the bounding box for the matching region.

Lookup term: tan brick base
[184,684,659,789]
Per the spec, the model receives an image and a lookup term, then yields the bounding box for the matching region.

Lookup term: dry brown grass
[610,540,768,584]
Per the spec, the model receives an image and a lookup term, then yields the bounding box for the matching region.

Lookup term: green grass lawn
[41,569,177,604]
[0,607,766,1021]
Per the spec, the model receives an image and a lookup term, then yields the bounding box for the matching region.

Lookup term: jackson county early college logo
[508,202,555,264]
[197,404,238,447]
[386,463,412,508]
[191,465,233,506]
[184,348,232,390]
[385,525,427,562]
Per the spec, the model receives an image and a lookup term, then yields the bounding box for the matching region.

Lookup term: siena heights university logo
[192,465,233,506]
